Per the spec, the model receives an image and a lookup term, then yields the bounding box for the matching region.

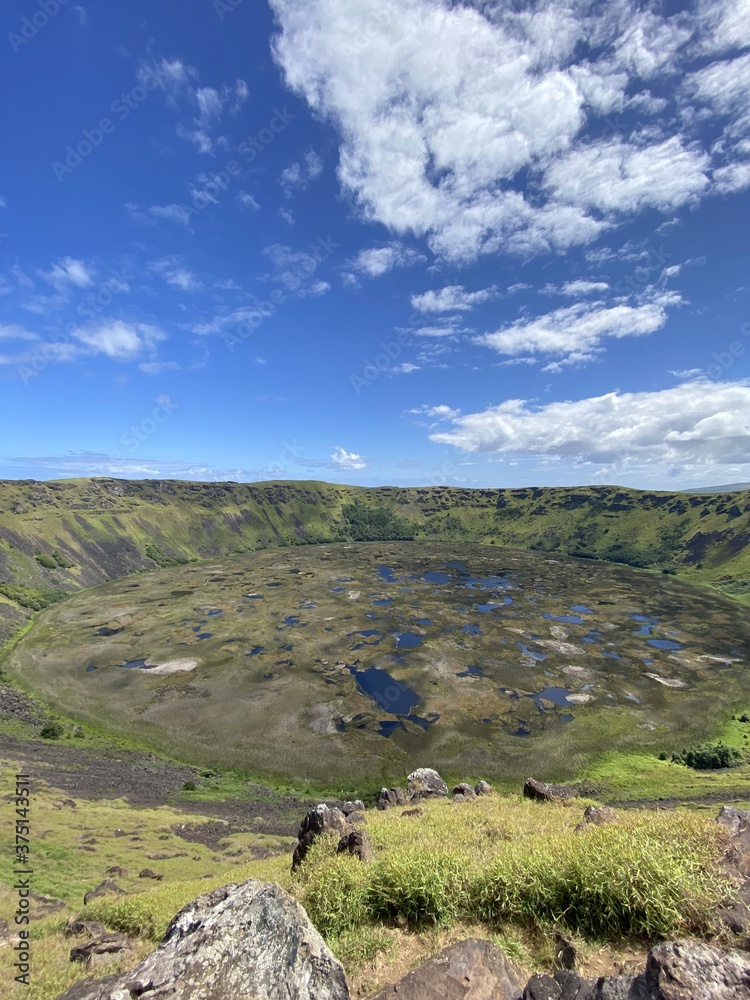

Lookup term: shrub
[36,554,57,570]
[41,722,64,740]
[670,742,744,770]
[182,780,197,791]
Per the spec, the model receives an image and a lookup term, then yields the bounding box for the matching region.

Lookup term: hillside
[1,478,749,642]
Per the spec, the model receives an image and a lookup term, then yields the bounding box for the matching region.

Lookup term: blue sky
[1,0,749,489]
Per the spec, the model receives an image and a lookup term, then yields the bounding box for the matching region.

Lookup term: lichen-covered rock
[372,938,522,999]
[337,829,374,863]
[645,940,750,999]
[407,768,449,802]
[377,787,407,810]
[523,778,577,802]
[55,879,350,1000]
[475,780,493,796]
[292,804,349,870]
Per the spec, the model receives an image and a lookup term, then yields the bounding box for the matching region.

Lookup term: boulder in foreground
[523,778,577,802]
[55,879,350,1000]
[371,938,522,999]
[407,767,449,801]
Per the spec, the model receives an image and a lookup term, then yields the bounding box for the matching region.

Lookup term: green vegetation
[0,583,67,611]
[339,501,415,541]
[35,553,58,570]
[40,721,64,740]
[667,742,744,770]
[296,796,730,944]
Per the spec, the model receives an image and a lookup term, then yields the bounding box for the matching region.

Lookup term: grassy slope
[0,478,749,618]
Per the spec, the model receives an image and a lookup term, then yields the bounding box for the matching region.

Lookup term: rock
[70,933,131,964]
[139,868,164,880]
[371,938,522,999]
[341,799,365,816]
[29,891,68,915]
[717,806,750,839]
[292,804,349,870]
[475,780,493,796]
[401,807,424,818]
[377,787,407,810]
[553,932,578,971]
[576,805,619,831]
[645,939,750,999]
[524,974,561,1000]
[337,829,374,863]
[55,879,350,1000]
[523,778,577,802]
[346,810,367,827]
[65,919,107,939]
[83,880,128,906]
[104,866,127,878]
[407,768,449,802]
[453,783,477,802]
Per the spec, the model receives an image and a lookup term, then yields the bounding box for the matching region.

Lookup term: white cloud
[698,0,750,54]
[345,241,426,280]
[236,191,260,211]
[72,321,166,360]
[428,381,750,473]
[40,257,94,289]
[138,57,249,154]
[476,289,682,369]
[0,323,38,342]
[280,150,324,195]
[545,137,710,214]
[411,284,495,313]
[149,258,201,291]
[129,203,193,227]
[559,280,610,296]
[714,160,750,193]
[331,446,370,471]
[270,0,748,262]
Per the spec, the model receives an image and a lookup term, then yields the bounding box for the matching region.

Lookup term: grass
[295,795,732,943]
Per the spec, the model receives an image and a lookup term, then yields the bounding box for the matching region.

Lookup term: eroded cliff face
[1,478,749,622]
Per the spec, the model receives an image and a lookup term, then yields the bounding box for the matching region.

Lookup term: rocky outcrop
[717,806,750,943]
[523,778,577,802]
[337,829,374,863]
[371,938,522,999]
[475,780,493,796]
[377,787,407,810]
[56,879,350,1000]
[292,803,349,870]
[407,767,449,802]
[83,880,127,906]
[342,799,366,816]
[522,940,750,999]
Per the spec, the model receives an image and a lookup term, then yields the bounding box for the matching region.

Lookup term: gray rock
[524,974,561,1000]
[138,868,164,880]
[475,780,493,796]
[582,806,618,826]
[407,767,449,802]
[453,783,477,802]
[337,829,374,863]
[377,787,407,810]
[401,807,424,818]
[716,806,750,839]
[371,938,522,999]
[645,940,750,999]
[55,879,350,1000]
[70,933,131,964]
[341,799,366,816]
[292,804,349,870]
[523,778,577,802]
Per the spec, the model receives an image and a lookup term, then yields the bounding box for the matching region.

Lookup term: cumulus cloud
[345,241,426,281]
[149,258,202,291]
[411,284,496,313]
[428,381,750,473]
[72,320,166,360]
[269,0,748,262]
[476,289,682,370]
[331,446,370,471]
